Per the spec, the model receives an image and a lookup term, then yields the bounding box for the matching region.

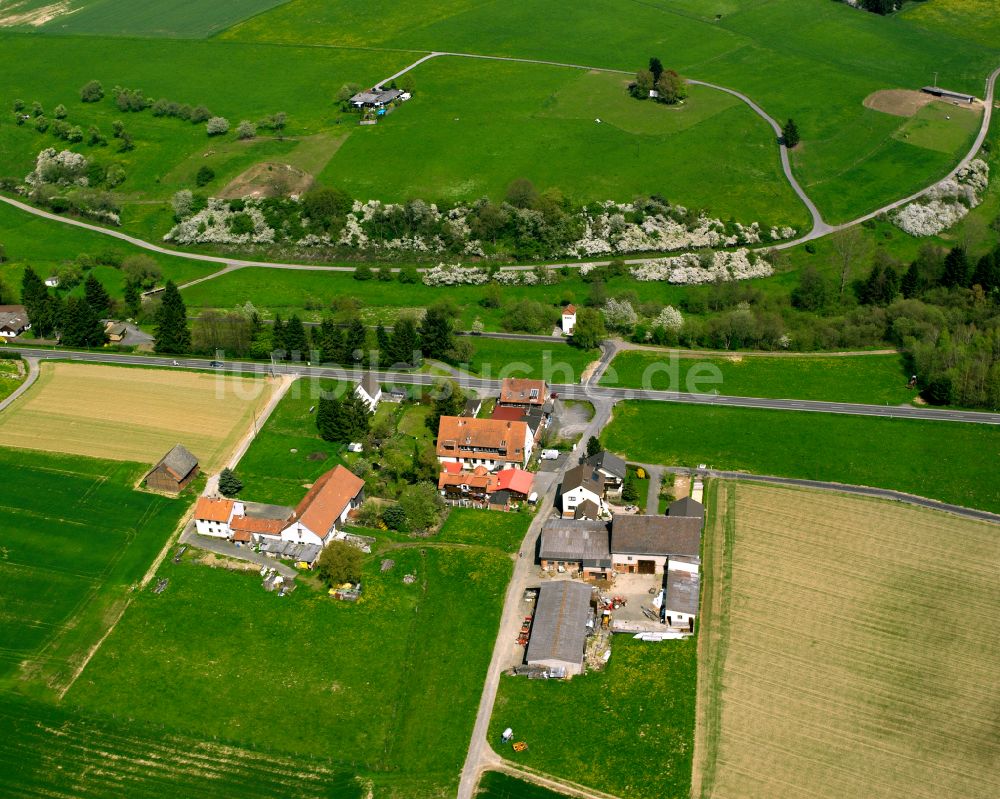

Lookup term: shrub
[218,468,243,497]
[80,80,104,103]
[236,120,256,140]
[195,165,215,187]
[382,504,408,531]
[206,116,229,136]
[316,541,363,586]
[171,190,194,219]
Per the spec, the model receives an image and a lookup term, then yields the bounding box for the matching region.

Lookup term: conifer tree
[83,273,112,316]
[782,118,800,148]
[153,280,191,353]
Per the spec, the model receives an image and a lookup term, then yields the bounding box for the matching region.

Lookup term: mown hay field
[0,362,276,471]
[695,481,1000,799]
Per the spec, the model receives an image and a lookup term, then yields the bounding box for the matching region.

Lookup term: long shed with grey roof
[525,581,594,676]
[610,514,701,575]
[539,519,611,579]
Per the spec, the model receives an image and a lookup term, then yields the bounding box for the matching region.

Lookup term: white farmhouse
[561,304,576,335]
[354,374,382,412]
[194,496,244,538]
[271,464,365,547]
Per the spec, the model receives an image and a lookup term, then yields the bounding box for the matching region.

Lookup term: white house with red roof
[561,304,576,335]
[278,465,365,546]
[194,497,244,538]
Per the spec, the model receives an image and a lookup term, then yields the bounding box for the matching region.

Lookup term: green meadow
[67,512,521,797]
[0,447,188,697]
[31,0,291,39]
[226,0,999,224]
[477,772,573,799]
[490,637,697,799]
[0,695,360,799]
[462,337,600,383]
[602,402,1000,513]
[320,58,804,225]
[600,350,917,405]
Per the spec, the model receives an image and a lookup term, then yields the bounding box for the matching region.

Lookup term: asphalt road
[13,348,1000,425]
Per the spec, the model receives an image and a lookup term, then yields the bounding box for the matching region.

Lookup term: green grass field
[437,506,530,552]
[24,0,291,38]
[67,511,520,797]
[225,0,999,224]
[0,694,361,799]
[490,637,697,799]
[600,350,918,405]
[320,58,805,226]
[464,338,599,383]
[602,402,1000,513]
[0,358,26,402]
[477,772,572,799]
[0,447,188,697]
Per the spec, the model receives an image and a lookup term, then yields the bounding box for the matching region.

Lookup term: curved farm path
[1,54,995,282]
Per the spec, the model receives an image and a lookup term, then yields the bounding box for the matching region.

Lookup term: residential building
[583,451,627,495]
[279,465,365,546]
[498,378,547,409]
[350,88,403,108]
[144,444,199,494]
[491,404,549,442]
[461,396,483,417]
[525,581,595,677]
[561,463,606,519]
[609,514,701,575]
[0,305,30,338]
[437,463,533,510]
[538,519,611,580]
[354,374,382,412]
[194,496,242,538]
[436,416,533,470]
[104,321,128,342]
[561,304,576,335]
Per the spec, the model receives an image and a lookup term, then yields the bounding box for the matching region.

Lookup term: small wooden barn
[145,444,199,494]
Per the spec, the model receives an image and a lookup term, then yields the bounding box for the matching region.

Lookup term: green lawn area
[600,351,918,405]
[234,378,349,506]
[27,0,291,38]
[437,507,531,552]
[0,694,360,799]
[464,338,599,384]
[490,637,697,799]
[0,358,26,403]
[68,514,516,797]
[0,447,189,698]
[602,402,1000,513]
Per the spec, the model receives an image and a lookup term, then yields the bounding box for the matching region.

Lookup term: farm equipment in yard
[512,741,528,752]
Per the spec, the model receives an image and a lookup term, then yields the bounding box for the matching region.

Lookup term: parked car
[540,449,559,460]
[209,360,223,368]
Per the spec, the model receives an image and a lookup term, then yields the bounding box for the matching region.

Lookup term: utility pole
[933,71,938,88]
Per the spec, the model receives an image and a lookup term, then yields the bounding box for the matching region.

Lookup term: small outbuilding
[561,304,576,335]
[668,496,704,521]
[525,580,594,677]
[145,444,199,494]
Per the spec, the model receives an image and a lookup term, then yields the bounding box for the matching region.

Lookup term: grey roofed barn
[525,581,594,672]
[668,496,704,521]
[611,514,701,558]
[666,569,700,616]
[152,444,198,481]
[539,519,611,567]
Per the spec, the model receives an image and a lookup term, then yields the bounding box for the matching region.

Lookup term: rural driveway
[0,356,38,414]
[13,348,1000,425]
[179,523,298,578]
[667,467,1000,525]
[643,464,664,515]
[457,398,614,799]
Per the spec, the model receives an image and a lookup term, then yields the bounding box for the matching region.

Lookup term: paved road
[456,399,615,799]
[667,467,1000,524]
[11,348,1000,425]
[644,464,664,515]
[0,356,38,413]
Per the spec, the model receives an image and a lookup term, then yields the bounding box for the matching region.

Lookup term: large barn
[525,580,595,677]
